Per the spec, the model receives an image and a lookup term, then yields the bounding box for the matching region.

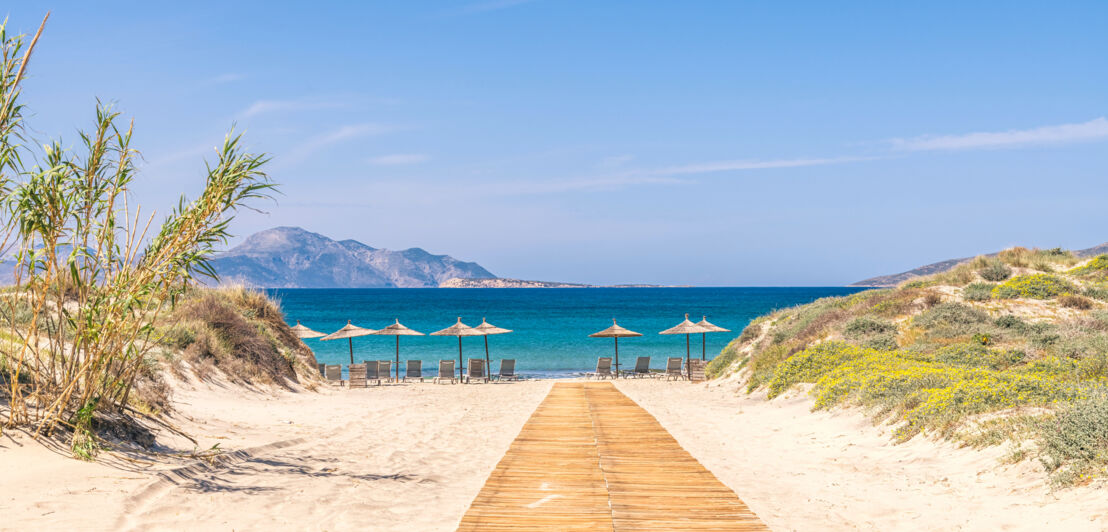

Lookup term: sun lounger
[378,360,393,383]
[325,364,343,386]
[404,360,424,382]
[348,363,367,388]
[467,358,487,383]
[590,357,614,379]
[362,360,383,386]
[494,359,518,382]
[688,359,707,382]
[434,360,457,384]
[624,356,651,378]
[665,357,685,381]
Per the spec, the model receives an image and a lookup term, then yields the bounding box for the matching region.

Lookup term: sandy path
[616,379,1108,531]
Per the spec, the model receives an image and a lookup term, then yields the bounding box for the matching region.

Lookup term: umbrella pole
[484,335,490,383]
[458,336,464,384]
[702,332,707,360]
[614,337,619,378]
[686,334,691,380]
[348,338,354,365]
[395,336,400,381]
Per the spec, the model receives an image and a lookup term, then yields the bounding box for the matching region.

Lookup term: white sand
[4,375,1107,531]
[615,378,1108,531]
[3,376,551,531]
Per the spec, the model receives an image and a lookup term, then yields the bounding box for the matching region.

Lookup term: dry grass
[160,287,317,387]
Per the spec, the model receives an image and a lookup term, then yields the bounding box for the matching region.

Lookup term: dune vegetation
[0,15,311,459]
[708,247,1108,486]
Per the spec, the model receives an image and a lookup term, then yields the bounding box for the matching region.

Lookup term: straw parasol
[289,320,326,339]
[371,319,424,381]
[695,316,731,361]
[473,318,512,383]
[659,314,710,379]
[431,317,483,382]
[589,318,642,377]
[321,320,377,364]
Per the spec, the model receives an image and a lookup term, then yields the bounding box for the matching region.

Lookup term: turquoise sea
[272,287,865,378]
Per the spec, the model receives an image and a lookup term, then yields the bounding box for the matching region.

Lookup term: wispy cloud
[236,98,346,119]
[490,155,869,196]
[369,153,430,166]
[889,117,1108,151]
[280,123,394,167]
[647,156,877,176]
[494,175,686,195]
[202,73,246,86]
[463,0,539,12]
[598,154,635,168]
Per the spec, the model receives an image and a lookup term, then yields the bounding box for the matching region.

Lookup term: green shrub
[978,261,1012,282]
[843,317,897,338]
[913,302,989,336]
[1085,286,1108,302]
[994,314,1028,331]
[706,339,742,378]
[963,282,996,301]
[993,274,1076,299]
[1040,394,1108,486]
[737,321,762,343]
[863,334,900,351]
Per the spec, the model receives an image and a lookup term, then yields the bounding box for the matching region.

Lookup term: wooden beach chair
[494,359,518,382]
[688,359,708,382]
[317,362,326,377]
[362,360,383,386]
[665,357,685,381]
[467,358,487,383]
[325,364,343,386]
[590,357,613,379]
[404,360,424,382]
[625,356,651,378]
[378,360,393,383]
[434,360,457,384]
[348,363,367,388]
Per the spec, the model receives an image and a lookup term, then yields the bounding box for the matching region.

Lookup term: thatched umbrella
[431,317,482,382]
[289,320,326,339]
[321,320,376,364]
[473,317,512,382]
[371,319,424,381]
[588,318,642,377]
[695,316,731,361]
[660,314,710,379]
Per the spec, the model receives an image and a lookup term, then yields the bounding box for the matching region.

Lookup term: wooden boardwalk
[458,382,767,531]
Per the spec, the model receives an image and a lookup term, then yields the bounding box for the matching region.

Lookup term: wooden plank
[458,382,767,531]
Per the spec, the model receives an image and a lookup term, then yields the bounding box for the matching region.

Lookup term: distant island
[851,241,1108,287]
[439,277,666,288]
[207,227,496,288]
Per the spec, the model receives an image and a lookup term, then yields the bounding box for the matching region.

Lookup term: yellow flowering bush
[1068,254,1108,279]
[992,273,1075,299]
[765,341,1083,441]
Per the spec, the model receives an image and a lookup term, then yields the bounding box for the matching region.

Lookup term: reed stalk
[0,15,275,458]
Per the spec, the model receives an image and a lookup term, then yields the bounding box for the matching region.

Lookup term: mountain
[850,242,1108,287]
[208,227,496,288]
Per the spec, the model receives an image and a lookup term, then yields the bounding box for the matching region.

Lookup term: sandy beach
[4,375,1107,531]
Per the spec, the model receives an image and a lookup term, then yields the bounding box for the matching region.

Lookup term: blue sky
[6,2,1107,285]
